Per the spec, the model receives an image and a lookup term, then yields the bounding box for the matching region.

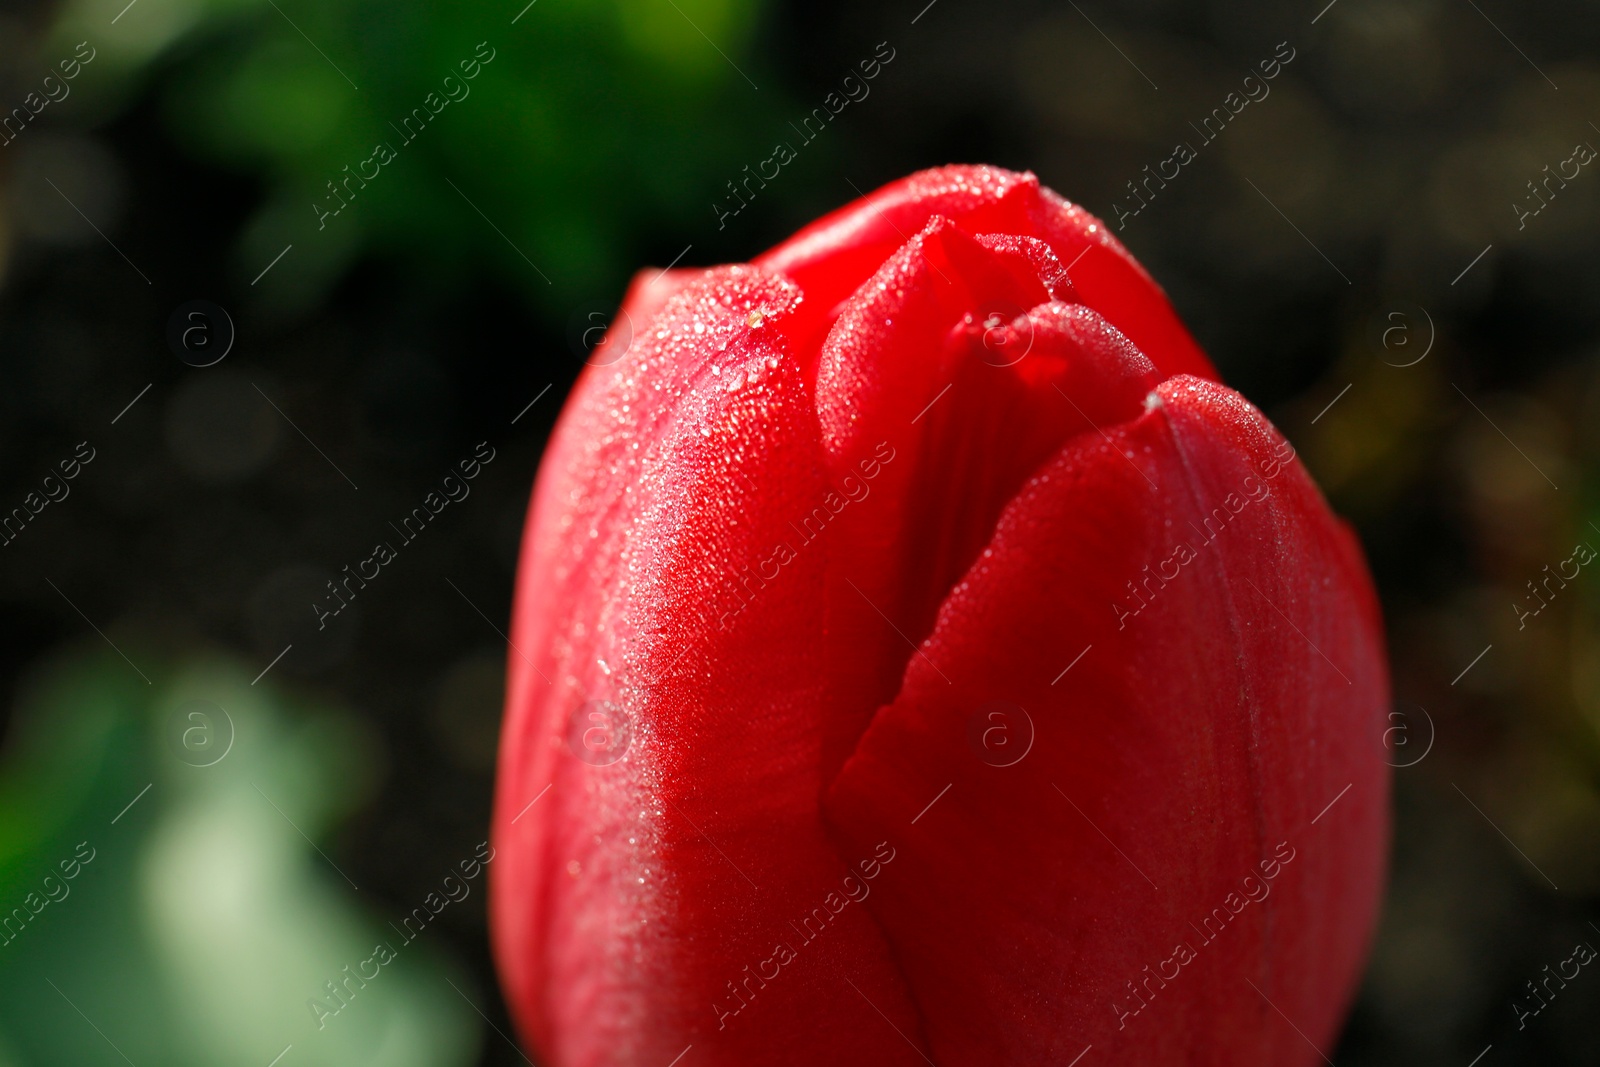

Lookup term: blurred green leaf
[51,0,783,314]
[0,647,480,1066]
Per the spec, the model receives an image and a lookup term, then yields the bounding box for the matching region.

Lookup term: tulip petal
[756,164,1216,379]
[824,376,1388,1066]
[494,265,928,1067]
[496,168,1386,1067]
[807,215,1164,777]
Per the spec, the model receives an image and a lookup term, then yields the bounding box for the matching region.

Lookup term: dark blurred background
[1,0,1597,1063]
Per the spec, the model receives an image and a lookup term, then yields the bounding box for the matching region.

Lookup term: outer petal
[824,377,1389,1065]
[492,266,925,1067]
[598,268,701,362]
[755,164,1216,380]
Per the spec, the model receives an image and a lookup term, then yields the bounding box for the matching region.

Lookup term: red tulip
[491,165,1389,1066]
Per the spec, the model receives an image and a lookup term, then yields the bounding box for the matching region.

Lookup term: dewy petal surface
[493,166,1390,1067]
[493,265,924,1067]
[756,164,1217,380]
[825,376,1388,1065]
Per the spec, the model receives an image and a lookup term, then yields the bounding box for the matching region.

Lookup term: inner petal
[806,217,1163,780]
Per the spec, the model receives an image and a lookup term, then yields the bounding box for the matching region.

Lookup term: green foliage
[0,647,479,1066]
[52,0,780,312]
